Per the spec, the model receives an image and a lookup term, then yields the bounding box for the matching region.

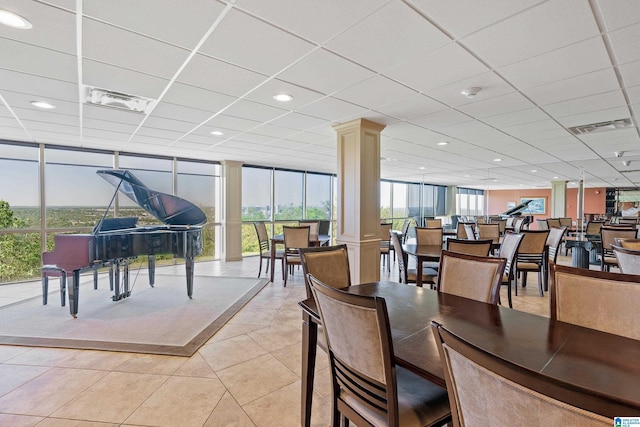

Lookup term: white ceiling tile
[297,97,369,122]
[410,0,545,38]
[374,92,447,120]
[200,9,314,75]
[0,70,77,102]
[278,48,375,95]
[222,100,288,123]
[206,114,262,132]
[177,53,267,97]
[462,1,600,68]
[426,72,516,108]
[269,113,328,131]
[385,43,489,93]
[325,1,450,71]
[627,86,640,104]
[609,22,640,64]
[250,124,297,139]
[458,92,534,119]
[482,108,549,128]
[83,18,190,79]
[619,60,640,87]
[0,38,77,82]
[161,83,236,113]
[83,0,226,48]
[543,90,627,117]
[5,92,78,116]
[334,75,418,109]
[0,0,76,54]
[498,37,611,90]
[82,60,169,99]
[83,104,145,125]
[234,0,390,44]
[523,67,620,106]
[410,109,473,130]
[595,0,640,31]
[151,102,213,124]
[243,79,325,110]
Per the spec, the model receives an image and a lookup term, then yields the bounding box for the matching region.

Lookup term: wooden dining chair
[477,223,500,252]
[600,226,637,271]
[436,250,506,305]
[283,225,311,286]
[400,218,412,243]
[379,222,393,272]
[615,237,640,250]
[415,227,443,271]
[391,231,438,288]
[585,220,605,236]
[515,229,550,297]
[425,218,442,228]
[299,220,320,240]
[456,222,475,239]
[546,226,567,269]
[558,217,573,228]
[431,321,611,427]
[308,275,452,427]
[299,244,351,299]
[445,238,492,256]
[546,218,561,228]
[611,245,640,275]
[497,232,524,308]
[463,224,477,240]
[253,221,285,280]
[551,264,640,340]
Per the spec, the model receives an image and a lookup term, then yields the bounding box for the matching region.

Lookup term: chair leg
[507,277,513,308]
[258,256,263,278]
[537,271,544,297]
[284,262,288,287]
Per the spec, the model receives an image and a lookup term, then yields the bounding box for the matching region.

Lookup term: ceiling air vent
[84,85,155,114]
[567,118,633,135]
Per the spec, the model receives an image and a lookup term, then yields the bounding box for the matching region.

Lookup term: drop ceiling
[1,0,640,189]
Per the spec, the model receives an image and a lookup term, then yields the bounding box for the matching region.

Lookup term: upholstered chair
[282,225,311,286]
[612,245,640,275]
[253,221,285,279]
[391,232,437,288]
[497,232,524,308]
[445,238,492,256]
[299,244,351,299]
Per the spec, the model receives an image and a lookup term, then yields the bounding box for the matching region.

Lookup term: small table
[269,234,330,282]
[402,244,442,287]
[564,234,601,268]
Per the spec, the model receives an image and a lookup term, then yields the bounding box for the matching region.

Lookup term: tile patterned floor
[0,253,579,426]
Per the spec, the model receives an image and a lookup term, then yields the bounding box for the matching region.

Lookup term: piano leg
[148,255,156,287]
[186,257,194,299]
[123,261,130,297]
[93,268,98,290]
[68,270,80,318]
[113,262,121,301]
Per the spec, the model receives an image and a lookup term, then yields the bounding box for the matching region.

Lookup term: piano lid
[501,199,533,216]
[97,169,207,226]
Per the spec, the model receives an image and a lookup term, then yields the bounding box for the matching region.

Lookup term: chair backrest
[391,231,409,284]
[308,275,399,425]
[379,222,392,239]
[546,218,561,228]
[318,219,331,235]
[491,218,507,234]
[299,244,351,299]
[536,219,549,230]
[498,232,524,279]
[615,238,640,250]
[283,225,310,253]
[253,222,270,254]
[585,220,605,235]
[476,216,487,224]
[551,264,640,341]
[436,250,506,305]
[299,220,319,239]
[505,217,515,228]
[425,218,442,228]
[619,217,639,225]
[477,223,500,244]
[612,245,640,275]
[518,230,549,255]
[600,226,637,257]
[431,321,611,427]
[463,224,477,240]
[456,222,475,239]
[415,227,443,246]
[513,217,526,233]
[446,238,492,256]
[558,217,572,227]
[400,218,411,237]
[546,226,567,264]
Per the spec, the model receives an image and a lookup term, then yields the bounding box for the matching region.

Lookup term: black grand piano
[500,198,534,227]
[42,169,206,317]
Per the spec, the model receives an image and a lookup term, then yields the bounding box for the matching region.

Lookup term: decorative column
[218,160,243,262]
[551,180,567,218]
[333,119,385,285]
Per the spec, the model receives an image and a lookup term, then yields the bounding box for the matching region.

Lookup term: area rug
[0,274,268,356]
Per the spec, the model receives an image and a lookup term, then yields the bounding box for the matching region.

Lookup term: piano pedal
[111,291,131,301]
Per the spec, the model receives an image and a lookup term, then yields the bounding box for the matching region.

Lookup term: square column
[217,160,243,262]
[551,180,568,218]
[333,119,385,285]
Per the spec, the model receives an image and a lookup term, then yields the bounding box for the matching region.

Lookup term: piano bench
[41,265,66,307]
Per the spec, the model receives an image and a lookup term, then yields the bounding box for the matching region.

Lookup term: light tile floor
[0,253,581,427]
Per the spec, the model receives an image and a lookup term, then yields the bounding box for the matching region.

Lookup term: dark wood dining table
[298,282,640,427]
[269,234,330,282]
[402,244,442,287]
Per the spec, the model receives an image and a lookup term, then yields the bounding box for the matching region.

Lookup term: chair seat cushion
[341,366,450,427]
[603,256,618,265]
[286,255,302,264]
[264,249,285,258]
[517,262,541,270]
[407,268,438,284]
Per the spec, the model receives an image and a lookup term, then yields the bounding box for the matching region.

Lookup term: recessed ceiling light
[553,176,559,179]
[437,141,448,146]
[31,101,55,109]
[0,9,32,29]
[419,166,425,170]
[210,130,224,136]
[460,87,481,98]
[273,93,293,102]
[531,169,537,172]
[493,158,502,162]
